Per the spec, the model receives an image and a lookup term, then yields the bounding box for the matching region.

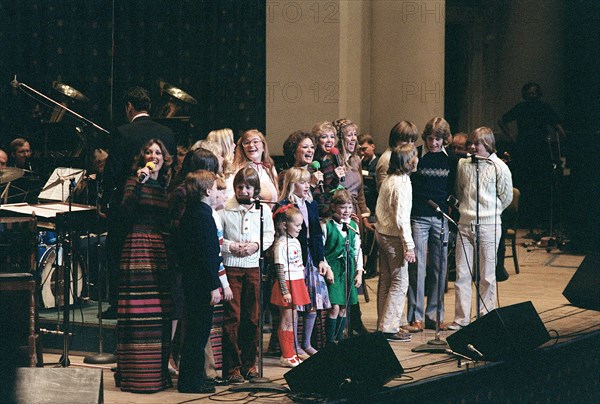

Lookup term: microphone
[236,195,262,207]
[329,147,345,182]
[310,161,325,193]
[333,213,360,235]
[11,75,19,88]
[138,161,155,183]
[455,151,489,161]
[445,348,474,362]
[427,199,457,226]
[467,344,484,358]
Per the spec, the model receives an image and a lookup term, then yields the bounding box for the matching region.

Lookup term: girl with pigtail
[270,205,311,368]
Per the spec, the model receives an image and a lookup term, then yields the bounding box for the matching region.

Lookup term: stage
[36,231,599,403]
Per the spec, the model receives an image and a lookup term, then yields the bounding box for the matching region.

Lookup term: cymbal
[0,167,24,184]
[52,81,89,102]
[161,81,198,105]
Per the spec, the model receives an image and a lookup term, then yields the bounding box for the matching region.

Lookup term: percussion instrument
[37,244,83,308]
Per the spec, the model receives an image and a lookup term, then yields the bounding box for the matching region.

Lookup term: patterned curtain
[0,0,265,148]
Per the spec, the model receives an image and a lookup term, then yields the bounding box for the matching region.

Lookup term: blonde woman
[232,129,278,202]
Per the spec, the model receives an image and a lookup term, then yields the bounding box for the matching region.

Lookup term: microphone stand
[84,178,116,364]
[342,222,351,339]
[413,211,450,353]
[58,179,76,367]
[474,157,482,320]
[230,198,288,393]
[11,77,109,135]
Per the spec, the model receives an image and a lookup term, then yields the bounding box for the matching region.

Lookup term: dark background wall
[0,0,265,149]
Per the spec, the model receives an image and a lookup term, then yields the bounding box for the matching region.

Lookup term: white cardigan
[374,173,415,249]
[218,197,275,268]
[456,153,513,225]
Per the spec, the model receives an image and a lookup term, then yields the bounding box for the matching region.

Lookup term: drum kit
[5,77,198,366]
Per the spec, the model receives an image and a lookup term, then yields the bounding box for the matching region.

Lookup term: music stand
[38,168,85,202]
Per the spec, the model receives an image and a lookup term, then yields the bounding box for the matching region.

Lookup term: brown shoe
[405,321,423,333]
[425,319,449,331]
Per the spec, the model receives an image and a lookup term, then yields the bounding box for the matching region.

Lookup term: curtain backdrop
[0,0,265,149]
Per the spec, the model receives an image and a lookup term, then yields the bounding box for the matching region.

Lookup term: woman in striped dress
[115,139,173,393]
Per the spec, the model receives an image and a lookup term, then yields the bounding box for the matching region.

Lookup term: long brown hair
[133,138,172,186]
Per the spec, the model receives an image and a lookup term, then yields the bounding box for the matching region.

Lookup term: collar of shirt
[131,112,150,121]
[422,144,448,157]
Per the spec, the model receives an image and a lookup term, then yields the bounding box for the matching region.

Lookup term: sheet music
[38,167,86,202]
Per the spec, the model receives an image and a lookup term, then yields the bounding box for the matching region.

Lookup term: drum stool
[0,273,43,367]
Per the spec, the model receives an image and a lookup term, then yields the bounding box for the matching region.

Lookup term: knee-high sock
[336,316,347,340]
[278,329,295,359]
[302,312,317,349]
[325,317,338,343]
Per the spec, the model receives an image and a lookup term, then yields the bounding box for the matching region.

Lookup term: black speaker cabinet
[563,254,600,311]
[284,331,403,396]
[447,301,550,361]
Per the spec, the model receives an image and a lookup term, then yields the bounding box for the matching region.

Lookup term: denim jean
[407,216,448,324]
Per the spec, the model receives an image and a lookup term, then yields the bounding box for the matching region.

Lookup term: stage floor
[40,230,599,403]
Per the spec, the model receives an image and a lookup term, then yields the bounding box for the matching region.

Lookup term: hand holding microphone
[310,161,325,193]
[329,147,345,182]
[137,161,156,183]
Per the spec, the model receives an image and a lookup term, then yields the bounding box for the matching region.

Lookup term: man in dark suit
[100,86,175,318]
[358,134,380,279]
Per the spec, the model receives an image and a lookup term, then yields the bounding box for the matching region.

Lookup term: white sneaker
[447,322,463,331]
[279,355,302,368]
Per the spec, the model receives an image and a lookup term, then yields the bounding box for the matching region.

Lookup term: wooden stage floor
[41,231,600,403]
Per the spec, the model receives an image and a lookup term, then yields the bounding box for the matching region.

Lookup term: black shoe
[384,332,412,342]
[244,367,260,380]
[178,383,216,394]
[100,306,118,319]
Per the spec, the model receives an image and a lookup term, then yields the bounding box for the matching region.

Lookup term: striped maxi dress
[116,176,173,393]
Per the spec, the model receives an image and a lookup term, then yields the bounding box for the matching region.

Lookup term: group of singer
[29,86,511,394]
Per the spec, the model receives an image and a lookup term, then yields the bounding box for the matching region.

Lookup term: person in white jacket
[375,144,418,342]
[448,127,513,330]
[218,167,275,382]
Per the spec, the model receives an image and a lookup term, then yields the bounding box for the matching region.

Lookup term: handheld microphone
[445,348,474,362]
[138,161,155,183]
[427,199,457,226]
[310,161,325,193]
[467,344,484,358]
[329,147,345,182]
[455,151,489,161]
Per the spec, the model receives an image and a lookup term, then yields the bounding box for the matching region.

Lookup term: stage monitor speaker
[447,301,550,362]
[562,254,600,311]
[14,368,103,404]
[284,331,403,397]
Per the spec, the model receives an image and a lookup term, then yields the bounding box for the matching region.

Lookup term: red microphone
[329,147,345,182]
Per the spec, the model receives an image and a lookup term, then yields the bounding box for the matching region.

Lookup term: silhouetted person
[499,82,565,233]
